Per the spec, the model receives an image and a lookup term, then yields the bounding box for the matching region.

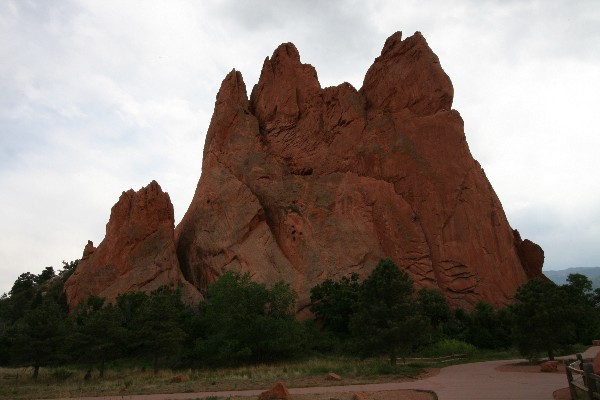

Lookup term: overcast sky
[1,0,599,295]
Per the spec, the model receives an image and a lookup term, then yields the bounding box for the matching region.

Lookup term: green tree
[349,259,429,365]
[9,298,68,378]
[562,274,600,344]
[417,287,451,341]
[115,291,149,359]
[68,296,127,377]
[196,272,305,365]
[310,273,361,337]
[0,294,10,365]
[0,262,77,368]
[443,308,469,341]
[131,287,188,374]
[512,278,572,361]
[34,267,55,285]
[5,273,37,323]
[467,302,512,349]
[59,260,79,281]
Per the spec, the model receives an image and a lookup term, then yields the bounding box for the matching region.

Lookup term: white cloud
[1,0,599,294]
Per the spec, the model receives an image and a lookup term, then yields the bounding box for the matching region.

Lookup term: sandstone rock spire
[65,181,201,308]
[66,32,544,311]
[174,31,544,310]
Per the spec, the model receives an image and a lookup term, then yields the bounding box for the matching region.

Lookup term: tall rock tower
[174,31,544,311]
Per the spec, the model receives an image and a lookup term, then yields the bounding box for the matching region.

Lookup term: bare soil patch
[553,387,572,400]
[495,362,565,374]
[226,389,436,400]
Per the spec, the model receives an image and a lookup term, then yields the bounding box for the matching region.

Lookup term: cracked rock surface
[175,31,543,310]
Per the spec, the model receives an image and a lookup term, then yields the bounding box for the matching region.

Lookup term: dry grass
[0,357,430,399]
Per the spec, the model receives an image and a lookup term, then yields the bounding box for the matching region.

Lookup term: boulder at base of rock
[326,372,342,381]
[259,382,290,400]
[540,361,559,372]
[64,181,201,308]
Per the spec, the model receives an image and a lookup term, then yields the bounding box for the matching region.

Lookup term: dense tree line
[309,260,600,363]
[1,258,600,378]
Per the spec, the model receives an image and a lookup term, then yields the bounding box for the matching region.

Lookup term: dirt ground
[223,370,440,400]
[226,389,436,400]
[290,390,436,400]
[495,362,566,374]
[494,361,570,400]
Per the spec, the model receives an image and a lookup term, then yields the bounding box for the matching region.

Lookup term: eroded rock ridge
[65,181,201,307]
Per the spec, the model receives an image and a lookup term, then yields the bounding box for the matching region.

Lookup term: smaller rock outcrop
[259,382,290,400]
[64,181,200,308]
[326,372,342,381]
[513,230,545,279]
[539,360,559,373]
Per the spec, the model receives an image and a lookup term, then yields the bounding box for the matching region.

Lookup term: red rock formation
[66,32,543,311]
[514,229,545,279]
[539,360,559,372]
[65,181,201,308]
[259,382,290,400]
[175,31,544,310]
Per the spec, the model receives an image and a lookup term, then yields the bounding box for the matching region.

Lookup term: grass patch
[49,368,74,381]
[0,356,428,399]
[0,345,583,399]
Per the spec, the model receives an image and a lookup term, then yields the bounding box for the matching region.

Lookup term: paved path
[73,347,600,400]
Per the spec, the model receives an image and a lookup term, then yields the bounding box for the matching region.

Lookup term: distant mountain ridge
[545,267,600,289]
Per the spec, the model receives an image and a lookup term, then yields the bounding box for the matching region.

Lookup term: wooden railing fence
[566,353,600,399]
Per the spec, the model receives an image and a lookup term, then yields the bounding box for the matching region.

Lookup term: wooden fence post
[567,365,578,400]
[584,362,596,400]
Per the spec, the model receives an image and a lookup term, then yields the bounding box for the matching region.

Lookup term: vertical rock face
[175,31,544,310]
[65,181,201,308]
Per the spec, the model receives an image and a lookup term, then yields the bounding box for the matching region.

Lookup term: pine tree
[350,259,429,365]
